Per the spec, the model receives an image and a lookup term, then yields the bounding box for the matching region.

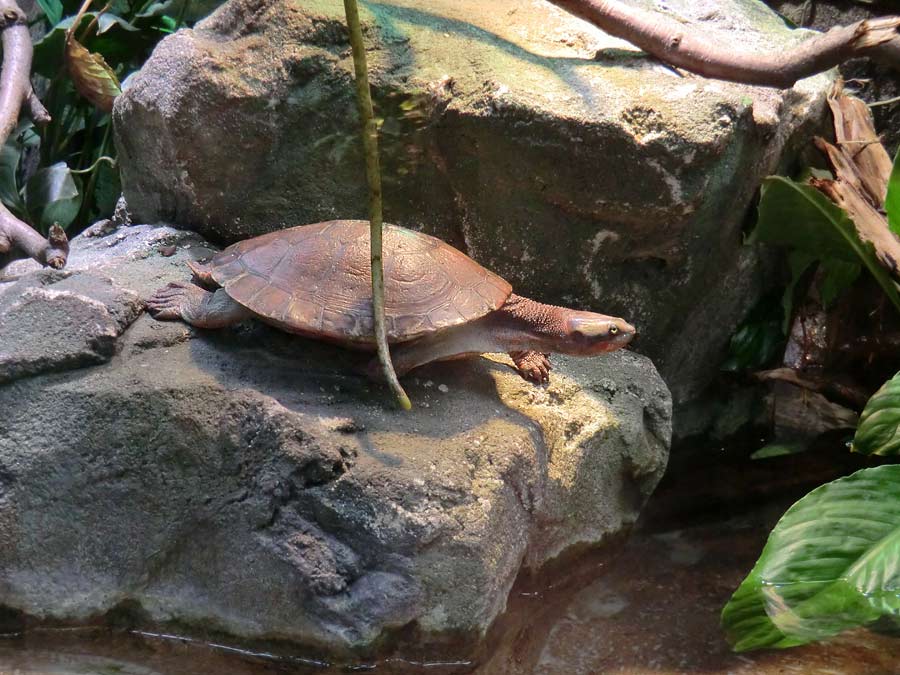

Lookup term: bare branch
[546,0,900,88]
[25,86,50,126]
[0,0,68,271]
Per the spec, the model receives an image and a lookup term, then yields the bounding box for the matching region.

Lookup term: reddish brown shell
[199,220,512,343]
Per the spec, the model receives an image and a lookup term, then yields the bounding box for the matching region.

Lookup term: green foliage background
[2,0,194,234]
[722,148,900,652]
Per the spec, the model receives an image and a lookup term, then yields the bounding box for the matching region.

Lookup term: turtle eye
[609,325,619,335]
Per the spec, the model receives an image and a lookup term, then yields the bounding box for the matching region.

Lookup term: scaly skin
[387,294,635,381]
[147,286,635,384]
[147,283,251,328]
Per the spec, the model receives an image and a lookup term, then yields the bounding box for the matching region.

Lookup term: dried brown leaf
[65,38,121,113]
[827,87,893,205]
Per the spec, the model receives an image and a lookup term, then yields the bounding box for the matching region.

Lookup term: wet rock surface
[2,445,898,674]
[0,224,671,655]
[113,0,834,406]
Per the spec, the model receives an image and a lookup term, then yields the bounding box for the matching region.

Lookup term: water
[2,450,898,675]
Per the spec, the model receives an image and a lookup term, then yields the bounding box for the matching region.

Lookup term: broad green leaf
[887,146,900,236]
[66,38,122,112]
[754,177,860,263]
[37,0,63,25]
[754,175,900,315]
[722,465,900,651]
[33,13,140,78]
[24,162,82,232]
[851,371,900,456]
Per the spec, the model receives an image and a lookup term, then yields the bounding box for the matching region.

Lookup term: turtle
[146,220,635,382]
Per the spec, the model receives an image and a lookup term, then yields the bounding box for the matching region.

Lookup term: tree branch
[0,0,68,271]
[546,0,900,88]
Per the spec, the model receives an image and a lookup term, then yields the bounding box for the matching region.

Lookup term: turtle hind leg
[147,282,252,329]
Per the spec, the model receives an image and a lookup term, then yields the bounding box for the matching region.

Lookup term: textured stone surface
[112,0,834,405]
[0,269,142,383]
[0,223,671,655]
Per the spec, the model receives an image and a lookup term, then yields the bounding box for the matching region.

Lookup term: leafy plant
[0,0,196,235]
[753,175,900,319]
[722,464,900,651]
[721,292,785,372]
[888,146,900,236]
[723,367,900,650]
[851,370,900,456]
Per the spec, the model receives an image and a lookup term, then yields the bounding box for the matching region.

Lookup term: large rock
[113,0,834,405]
[0,223,671,655]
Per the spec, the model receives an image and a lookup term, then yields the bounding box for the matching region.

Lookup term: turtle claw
[146,282,201,321]
[510,351,551,384]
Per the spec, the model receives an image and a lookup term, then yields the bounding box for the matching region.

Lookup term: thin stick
[0,0,68,270]
[868,95,900,108]
[343,0,411,410]
[546,0,899,88]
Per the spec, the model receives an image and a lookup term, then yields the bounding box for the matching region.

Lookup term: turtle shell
[200,220,512,343]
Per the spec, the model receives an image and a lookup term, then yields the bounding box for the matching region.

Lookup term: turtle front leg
[509,350,551,383]
[147,283,252,329]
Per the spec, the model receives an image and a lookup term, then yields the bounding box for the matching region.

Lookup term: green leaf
[24,162,82,232]
[0,120,35,216]
[722,465,900,651]
[754,175,900,315]
[750,443,807,460]
[57,12,139,35]
[135,0,207,23]
[819,258,861,309]
[851,371,900,456]
[782,251,816,332]
[722,294,785,372]
[33,13,140,78]
[887,146,900,236]
[755,177,861,262]
[37,0,63,25]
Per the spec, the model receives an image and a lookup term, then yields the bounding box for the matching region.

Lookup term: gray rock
[112,0,834,406]
[0,270,142,383]
[0,223,671,655]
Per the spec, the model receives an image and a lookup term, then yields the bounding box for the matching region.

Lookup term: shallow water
[3,451,899,675]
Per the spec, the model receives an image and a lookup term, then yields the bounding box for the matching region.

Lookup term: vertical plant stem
[342,0,411,411]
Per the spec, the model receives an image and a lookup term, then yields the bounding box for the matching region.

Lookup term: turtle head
[560,312,636,355]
